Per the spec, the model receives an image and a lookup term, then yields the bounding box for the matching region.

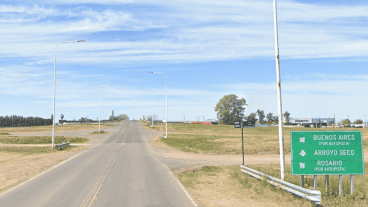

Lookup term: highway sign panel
[291,131,364,175]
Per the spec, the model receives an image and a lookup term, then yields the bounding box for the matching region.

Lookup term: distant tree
[266,113,273,126]
[51,114,53,121]
[354,119,363,124]
[118,114,129,121]
[283,111,290,124]
[342,119,351,125]
[273,116,279,125]
[215,94,246,125]
[60,114,64,120]
[256,109,265,124]
[246,113,258,123]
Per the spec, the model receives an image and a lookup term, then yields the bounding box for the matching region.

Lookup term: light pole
[273,0,285,180]
[150,72,167,138]
[99,85,111,132]
[52,40,85,148]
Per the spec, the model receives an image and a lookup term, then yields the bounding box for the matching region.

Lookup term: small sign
[291,131,364,175]
[243,121,255,127]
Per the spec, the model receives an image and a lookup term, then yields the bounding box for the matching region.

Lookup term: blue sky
[1,0,367,123]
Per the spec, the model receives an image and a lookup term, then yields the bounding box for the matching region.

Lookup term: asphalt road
[0,121,196,207]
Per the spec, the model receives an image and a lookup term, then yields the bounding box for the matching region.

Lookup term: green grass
[160,134,223,153]
[0,136,89,144]
[91,131,109,135]
[148,123,368,155]
[0,146,80,155]
[177,166,223,189]
[0,132,9,135]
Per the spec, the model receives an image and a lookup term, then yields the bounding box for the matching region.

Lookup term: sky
[1,0,367,123]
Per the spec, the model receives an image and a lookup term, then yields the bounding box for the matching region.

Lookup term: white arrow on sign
[299,162,305,169]
[299,137,305,143]
[299,149,307,157]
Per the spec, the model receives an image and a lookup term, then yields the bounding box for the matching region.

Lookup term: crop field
[144,122,368,155]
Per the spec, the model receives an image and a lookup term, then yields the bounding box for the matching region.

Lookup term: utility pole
[273,0,285,180]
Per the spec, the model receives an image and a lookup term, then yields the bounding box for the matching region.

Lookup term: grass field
[0,123,115,133]
[145,122,368,155]
[0,136,89,144]
[91,131,109,135]
[0,146,83,155]
[178,163,368,207]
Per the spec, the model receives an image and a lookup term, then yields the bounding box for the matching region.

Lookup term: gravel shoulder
[0,124,118,193]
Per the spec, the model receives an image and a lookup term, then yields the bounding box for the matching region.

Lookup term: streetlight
[150,72,167,138]
[99,85,112,132]
[52,40,85,148]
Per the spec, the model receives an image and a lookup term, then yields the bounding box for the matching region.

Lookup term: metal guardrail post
[325,175,329,196]
[301,175,304,188]
[339,175,343,195]
[314,175,317,190]
[351,175,354,195]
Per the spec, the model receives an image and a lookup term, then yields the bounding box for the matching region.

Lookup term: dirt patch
[0,147,86,193]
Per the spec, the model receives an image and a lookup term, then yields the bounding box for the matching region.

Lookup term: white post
[165,74,168,138]
[273,0,285,180]
[52,40,85,148]
[99,85,111,132]
[152,91,154,127]
[150,72,168,138]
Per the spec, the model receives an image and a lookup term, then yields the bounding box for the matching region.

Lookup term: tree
[118,114,129,121]
[246,113,258,123]
[256,109,265,124]
[342,119,351,125]
[354,119,363,124]
[266,113,273,126]
[60,114,64,120]
[273,116,279,125]
[283,111,290,124]
[215,94,246,125]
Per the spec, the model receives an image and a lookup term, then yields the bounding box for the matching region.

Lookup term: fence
[240,165,321,205]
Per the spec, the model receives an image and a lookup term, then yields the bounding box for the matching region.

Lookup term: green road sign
[291,131,364,175]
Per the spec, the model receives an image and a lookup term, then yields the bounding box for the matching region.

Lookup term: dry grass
[146,123,368,155]
[177,165,312,207]
[178,163,368,207]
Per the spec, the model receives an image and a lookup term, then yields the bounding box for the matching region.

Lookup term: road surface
[0,121,196,207]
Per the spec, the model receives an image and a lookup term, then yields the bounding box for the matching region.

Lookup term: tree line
[215,94,291,125]
[0,115,52,127]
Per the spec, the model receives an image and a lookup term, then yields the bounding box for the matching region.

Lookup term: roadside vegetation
[178,163,368,207]
[0,123,115,133]
[144,122,368,155]
[91,131,108,135]
[0,146,83,155]
[0,136,89,144]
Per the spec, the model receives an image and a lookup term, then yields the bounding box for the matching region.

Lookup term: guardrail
[240,165,321,205]
[55,140,70,150]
